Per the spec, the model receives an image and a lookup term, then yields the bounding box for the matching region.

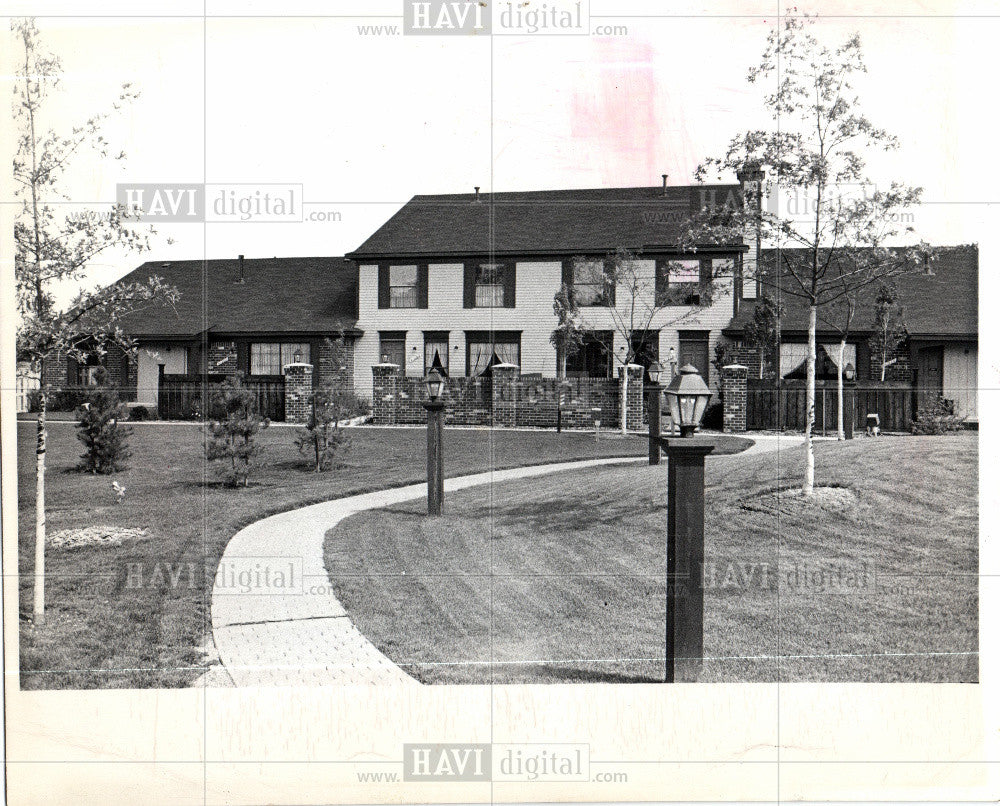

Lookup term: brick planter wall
[721,364,748,433]
[284,363,314,424]
[620,364,644,431]
[208,340,239,376]
[372,364,401,424]
[491,364,519,427]
[369,363,619,429]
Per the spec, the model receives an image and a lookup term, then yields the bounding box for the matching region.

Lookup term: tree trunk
[836,339,846,441]
[803,306,817,494]
[33,391,47,624]
[557,348,567,380]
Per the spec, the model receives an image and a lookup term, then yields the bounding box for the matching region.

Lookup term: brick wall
[721,364,748,433]
[284,363,313,424]
[317,338,355,392]
[371,363,620,428]
[867,337,911,383]
[207,340,239,376]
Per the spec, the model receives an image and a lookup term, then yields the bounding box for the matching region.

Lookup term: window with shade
[423,332,449,376]
[388,265,419,308]
[572,259,612,306]
[465,333,520,377]
[250,343,310,376]
[475,264,505,307]
[656,259,703,305]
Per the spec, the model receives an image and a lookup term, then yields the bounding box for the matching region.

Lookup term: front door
[679,332,710,381]
[915,346,944,409]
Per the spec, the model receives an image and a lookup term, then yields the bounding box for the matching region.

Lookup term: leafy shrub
[205,375,269,487]
[911,395,965,435]
[48,387,93,411]
[701,401,724,431]
[75,388,132,474]
[129,404,153,421]
[295,386,354,471]
[26,389,43,412]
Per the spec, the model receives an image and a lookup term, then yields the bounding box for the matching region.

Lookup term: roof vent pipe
[238,254,245,283]
[474,186,480,202]
[662,174,668,195]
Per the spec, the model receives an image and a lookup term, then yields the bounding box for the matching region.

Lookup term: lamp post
[663,364,712,438]
[843,362,856,440]
[423,369,445,515]
[660,363,714,683]
[647,360,663,465]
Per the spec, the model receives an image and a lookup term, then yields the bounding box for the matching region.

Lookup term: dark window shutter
[417,264,429,308]
[561,260,574,305]
[377,265,390,309]
[654,260,666,304]
[603,259,616,307]
[463,264,476,308]
[699,258,713,306]
[67,356,78,385]
[503,263,516,308]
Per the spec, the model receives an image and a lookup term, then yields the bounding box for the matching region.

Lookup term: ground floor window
[566,331,613,378]
[378,332,406,369]
[466,332,520,376]
[250,342,311,376]
[781,342,857,380]
[423,332,449,376]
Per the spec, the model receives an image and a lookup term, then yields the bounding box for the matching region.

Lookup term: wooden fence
[158,376,285,421]
[747,383,915,434]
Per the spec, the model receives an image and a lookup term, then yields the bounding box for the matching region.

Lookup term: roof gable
[347,184,746,259]
[113,256,358,337]
[728,245,978,338]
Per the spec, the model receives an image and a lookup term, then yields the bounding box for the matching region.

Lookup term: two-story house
[346,180,758,400]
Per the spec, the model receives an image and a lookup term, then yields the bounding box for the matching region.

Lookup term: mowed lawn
[16,421,654,689]
[325,434,979,683]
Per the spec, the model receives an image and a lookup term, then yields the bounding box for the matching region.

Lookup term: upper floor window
[475,264,505,307]
[250,342,310,376]
[572,259,613,306]
[389,265,418,308]
[656,258,705,306]
[464,262,515,308]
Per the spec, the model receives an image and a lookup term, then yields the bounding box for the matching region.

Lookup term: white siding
[136,343,187,406]
[943,342,978,421]
[353,259,736,397]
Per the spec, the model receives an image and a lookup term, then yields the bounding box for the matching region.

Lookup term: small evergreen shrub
[295,386,353,471]
[205,375,269,487]
[129,404,153,421]
[911,395,965,435]
[75,388,132,474]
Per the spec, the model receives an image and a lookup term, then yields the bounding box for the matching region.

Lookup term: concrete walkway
[211,435,810,687]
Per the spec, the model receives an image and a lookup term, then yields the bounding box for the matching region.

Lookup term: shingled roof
[113,256,359,338]
[726,245,978,339]
[347,184,746,259]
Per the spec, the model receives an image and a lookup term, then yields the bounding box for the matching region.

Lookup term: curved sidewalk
[212,456,646,687]
[211,434,806,687]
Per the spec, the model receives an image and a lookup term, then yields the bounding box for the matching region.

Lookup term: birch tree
[14,18,177,624]
[692,14,930,492]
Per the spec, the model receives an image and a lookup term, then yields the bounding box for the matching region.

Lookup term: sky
[3,0,997,307]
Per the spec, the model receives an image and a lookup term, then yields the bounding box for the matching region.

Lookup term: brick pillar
[619,363,644,431]
[722,364,748,433]
[371,363,400,425]
[491,363,519,427]
[283,363,313,424]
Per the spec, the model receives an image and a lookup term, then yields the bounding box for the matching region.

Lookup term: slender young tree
[691,14,931,492]
[587,247,729,434]
[871,283,907,382]
[13,18,177,624]
[550,284,586,379]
